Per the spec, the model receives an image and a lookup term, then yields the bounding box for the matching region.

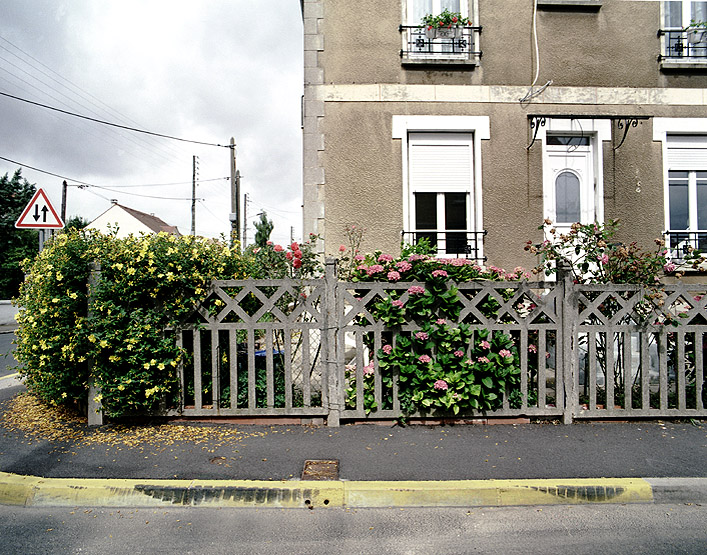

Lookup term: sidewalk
[1,381,706,508]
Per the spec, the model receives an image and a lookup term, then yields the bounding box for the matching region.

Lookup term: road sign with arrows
[15,188,65,229]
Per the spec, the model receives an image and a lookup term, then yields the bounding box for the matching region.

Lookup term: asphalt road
[1,503,705,554]
[0,331,17,379]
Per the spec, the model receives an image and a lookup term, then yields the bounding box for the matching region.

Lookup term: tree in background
[254,211,274,247]
[64,215,89,231]
[0,169,38,299]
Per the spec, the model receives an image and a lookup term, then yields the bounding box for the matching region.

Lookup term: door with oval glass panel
[544,135,597,237]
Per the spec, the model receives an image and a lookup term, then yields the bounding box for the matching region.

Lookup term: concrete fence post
[324,258,341,427]
[559,262,578,425]
[87,262,104,427]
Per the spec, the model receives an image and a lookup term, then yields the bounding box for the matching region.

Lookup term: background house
[88,201,181,238]
[301,0,707,271]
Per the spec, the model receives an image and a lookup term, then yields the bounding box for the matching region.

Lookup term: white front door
[543,135,596,236]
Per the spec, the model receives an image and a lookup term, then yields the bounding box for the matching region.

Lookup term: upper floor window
[660,1,707,66]
[400,0,481,66]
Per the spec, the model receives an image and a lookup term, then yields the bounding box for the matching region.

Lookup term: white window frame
[393,115,489,259]
[661,1,707,66]
[653,118,707,258]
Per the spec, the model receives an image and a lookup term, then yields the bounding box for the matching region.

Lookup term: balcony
[664,230,707,262]
[402,230,487,261]
[399,25,482,66]
[658,29,707,70]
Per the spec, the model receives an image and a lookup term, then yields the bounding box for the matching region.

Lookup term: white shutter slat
[667,136,707,170]
[410,143,472,191]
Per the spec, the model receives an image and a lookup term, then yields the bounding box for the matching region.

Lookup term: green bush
[14,229,247,417]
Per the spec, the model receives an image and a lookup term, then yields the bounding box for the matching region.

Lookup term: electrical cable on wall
[520,0,552,103]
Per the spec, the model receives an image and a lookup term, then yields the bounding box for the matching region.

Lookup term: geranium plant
[421,8,471,28]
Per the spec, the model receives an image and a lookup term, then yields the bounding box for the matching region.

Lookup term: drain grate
[301,459,339,481]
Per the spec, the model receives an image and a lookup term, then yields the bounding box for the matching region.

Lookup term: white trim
[316,84,707,106]
[653,118,707,236]
[392,115,490,259]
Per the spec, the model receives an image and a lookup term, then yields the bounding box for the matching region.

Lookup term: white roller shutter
[667,135,707,170]
[409,133,474,192]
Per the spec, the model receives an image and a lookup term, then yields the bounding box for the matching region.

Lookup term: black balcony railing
[665,230,707,261]
[659,29,707,60]
[399,25,481,63]
[402,230,487,261]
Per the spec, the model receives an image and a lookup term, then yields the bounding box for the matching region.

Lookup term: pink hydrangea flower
[432,269,448,278]
[392,299,405,308]
[415,331,429,340]
[396,261,412,272]
[463,358,473,365]
[387,270,401,282]
[664,262,677,273]
[480,340,490,349]
[408,254,427,262]
[363,362,375,375]
[357,265,368,271]
[382,344,393,355]
[433,379,448,391]
[477,356,490,363]
[418,354,432,363]
[499,349,513,359]
[436,319,446,325]
[408,286,425,295]
[378,254,394,263]
[354,254,365,262]
[453,350,464,357]
[367,264,384,276]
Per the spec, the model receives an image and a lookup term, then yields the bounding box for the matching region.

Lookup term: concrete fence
[168,261,707,426]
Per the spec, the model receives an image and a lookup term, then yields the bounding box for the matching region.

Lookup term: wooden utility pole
[242,192,248,247]
[229,137,240,248]
[61,180,67,223]
[191,155,198,235]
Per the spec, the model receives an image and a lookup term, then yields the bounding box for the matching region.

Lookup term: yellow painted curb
[344,478,654,508]
[0,373,19,381]
[0,472,653,508]
[0,472,343,508]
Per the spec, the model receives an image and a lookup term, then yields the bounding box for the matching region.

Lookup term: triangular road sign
[15,188,65,229]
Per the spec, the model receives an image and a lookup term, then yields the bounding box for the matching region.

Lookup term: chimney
[110,199,118,205]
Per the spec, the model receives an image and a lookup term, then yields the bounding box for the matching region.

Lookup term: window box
[425,25,465,40]
[400,25,482,66]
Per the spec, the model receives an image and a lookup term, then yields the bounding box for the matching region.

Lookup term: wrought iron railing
[401,230,487,261]
[399,25,481,62]
[665,230,707,261]
[659,29,707,60]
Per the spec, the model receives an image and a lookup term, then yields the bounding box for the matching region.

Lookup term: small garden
[10,218,705,422]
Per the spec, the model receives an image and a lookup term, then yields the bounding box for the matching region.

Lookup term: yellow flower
[157,363,165,370]
[61,392,67,398]
[88,334,96,343]
[143,362,150,369]
[99,340,109,348]
[117,384,125,391]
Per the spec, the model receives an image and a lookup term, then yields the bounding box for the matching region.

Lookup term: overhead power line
[0,154,91,185]
[0,90,230,148]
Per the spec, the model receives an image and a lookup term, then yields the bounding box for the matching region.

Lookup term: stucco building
[300,0,707,270]
[88,201,181,238]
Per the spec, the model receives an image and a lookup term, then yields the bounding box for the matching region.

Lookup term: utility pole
[191,155,199,235]
[229,137,240,248]
[61,180,67,223]
[242,192,248,247]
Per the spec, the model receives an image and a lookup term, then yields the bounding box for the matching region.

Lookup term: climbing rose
[285,251,293,261]
[433,379,448,390]
[291,242,299,251]
[363,362,375,375]
[339,245,346,252]
[597,253,609,265]
[664,262,677,273]
[274,244,284,252]
[528,344,538,353]
[382,344,393,355]
[293,258,302,269]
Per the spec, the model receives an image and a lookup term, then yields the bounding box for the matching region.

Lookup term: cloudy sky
[0,1,304,247]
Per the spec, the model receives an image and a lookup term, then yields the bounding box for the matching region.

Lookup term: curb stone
[2,472,685,509]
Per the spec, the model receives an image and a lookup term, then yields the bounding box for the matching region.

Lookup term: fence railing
[401,230,486,261]
[399,24,481,63]
[170,261,707,425]
[659,29,707,60]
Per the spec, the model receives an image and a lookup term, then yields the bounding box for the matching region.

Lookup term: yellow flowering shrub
[15,228,247,417]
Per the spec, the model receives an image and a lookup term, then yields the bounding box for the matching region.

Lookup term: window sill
[537,0,602,11]
[660,58,707,71]
[401,55,480,67]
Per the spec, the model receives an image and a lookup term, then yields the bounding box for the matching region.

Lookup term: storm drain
[301,459,339,481]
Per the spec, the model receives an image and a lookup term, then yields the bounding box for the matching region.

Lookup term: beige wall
[303,0,707,271]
